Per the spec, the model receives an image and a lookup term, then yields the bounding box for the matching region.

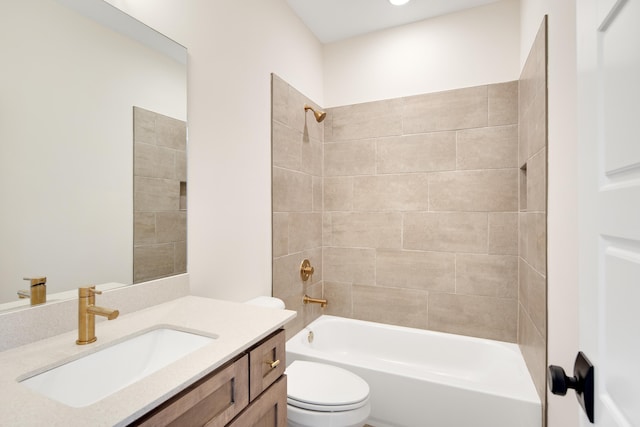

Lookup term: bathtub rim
[286,315,541,405]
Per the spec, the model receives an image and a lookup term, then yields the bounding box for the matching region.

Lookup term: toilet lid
[286,361,370,412]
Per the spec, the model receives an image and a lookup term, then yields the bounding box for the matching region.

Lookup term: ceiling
[286,0,501,43]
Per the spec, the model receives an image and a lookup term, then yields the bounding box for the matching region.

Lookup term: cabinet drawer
[228,375,287,427]
[249,329,285,401]
[132,355,249,427]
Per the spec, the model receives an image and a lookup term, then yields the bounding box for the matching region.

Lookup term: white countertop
[0,295,296,426]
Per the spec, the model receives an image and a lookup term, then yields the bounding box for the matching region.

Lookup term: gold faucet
[303,294,327,308]
[17,277,47,306]
[76,286,119,345]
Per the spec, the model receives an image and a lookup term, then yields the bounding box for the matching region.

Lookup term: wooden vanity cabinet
[227,376,287,427]
[249,328,286,401]
[130,329,287,427]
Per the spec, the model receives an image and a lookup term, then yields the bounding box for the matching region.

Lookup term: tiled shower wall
[271,75,325,337]
[322,83,519,342]
[133,107,187,283]
[518,17,548,404]
[273,75,521,342]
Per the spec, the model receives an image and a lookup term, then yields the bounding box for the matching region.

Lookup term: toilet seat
[286,361,370,412]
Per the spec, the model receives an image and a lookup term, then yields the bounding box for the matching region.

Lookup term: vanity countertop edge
[0,295,296,426]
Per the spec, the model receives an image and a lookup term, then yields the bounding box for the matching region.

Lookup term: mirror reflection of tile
[133,106,187,283]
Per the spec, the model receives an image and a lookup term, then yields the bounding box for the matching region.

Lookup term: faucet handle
[78,286,102,297]
[23,277,47,286]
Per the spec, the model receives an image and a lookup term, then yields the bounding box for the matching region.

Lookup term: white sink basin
[19,327,216,407]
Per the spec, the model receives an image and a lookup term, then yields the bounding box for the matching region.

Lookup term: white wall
[323,0,520,107]
[103,0,523,301]
[0,0,185,302]
[105,0,324,301]
[520,1,580,426]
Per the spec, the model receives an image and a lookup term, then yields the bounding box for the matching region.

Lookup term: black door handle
[548,351,594,423]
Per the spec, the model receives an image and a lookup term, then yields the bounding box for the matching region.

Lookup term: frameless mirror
[0,0,187,308]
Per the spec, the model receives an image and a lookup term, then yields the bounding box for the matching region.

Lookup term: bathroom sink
[19,327,216,408]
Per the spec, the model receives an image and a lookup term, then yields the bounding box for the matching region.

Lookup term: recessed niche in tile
[520,163,527,212]
[180,181,187,211]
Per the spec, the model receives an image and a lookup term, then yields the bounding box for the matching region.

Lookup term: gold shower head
[304,104,326,123]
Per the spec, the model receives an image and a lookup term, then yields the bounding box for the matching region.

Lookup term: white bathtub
[286,315,541,427]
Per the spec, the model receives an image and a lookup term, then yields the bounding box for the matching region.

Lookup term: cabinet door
[249,329,285,401]
[132,355,249,427]
[227,376,287,427]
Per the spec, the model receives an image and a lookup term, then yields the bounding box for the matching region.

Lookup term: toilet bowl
[286,360,370,427]
[244,296,371,427]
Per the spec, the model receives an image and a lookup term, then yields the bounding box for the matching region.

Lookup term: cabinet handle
[267,359,280,369]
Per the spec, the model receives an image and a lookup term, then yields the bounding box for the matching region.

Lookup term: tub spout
[303,294,327,308]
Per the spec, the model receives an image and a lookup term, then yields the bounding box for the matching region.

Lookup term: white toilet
[245,297,371,427]
[286,360,370,427]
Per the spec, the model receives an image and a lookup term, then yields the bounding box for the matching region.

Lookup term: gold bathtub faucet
[17,277,47,306]
[303,294,327,308]
[76,286,119,345]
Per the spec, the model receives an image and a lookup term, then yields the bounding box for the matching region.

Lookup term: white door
[577,0,640,425]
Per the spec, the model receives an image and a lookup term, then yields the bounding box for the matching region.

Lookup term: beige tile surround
[272,75,324,338]
[518,17,548,409]
[272,75,522,343]
[272,21,548,416]
[133,107,187,283]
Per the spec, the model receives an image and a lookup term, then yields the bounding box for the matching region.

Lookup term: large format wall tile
[488,213,518,255]
[403,212,488,253]
[272,212,288,257]
[352,285,428,329]
[272,75,523,344]
[272,120,302,171]
[323,247,376,285]
[519,303,546,400]
[156,114,187,150]
[133,107,187,284]
[429,293,517,342]
[527,147,546,212]
[429,169,518,212]
[271,76,325,337]
[134,212,156,245]
[324,212,402,249]
[302,138,323,177]
[521,90,547,160]
[271,75,289,126]
[329,98,403,141]
[323,177,353,211]
[155,211,186,243]
[376,249,455,292]
[288,212,322,253]
[134,142,176,179]
[456,125,518,170]
[519,258,547,338]
[272,167,313,212]
[520,212,547,275]
[517,18,547,408]
[353,174,429,211]
[133,244,175,283]
[312,176,323,212]
[134,177,180,212]
[488,81,518,126]
[376,132,456,174]
[455,254,518,298]
[174,241,187,274]
[273,248,322,300]
[323,282,353,318]
[403,86,488,133]
[324,139,376,176]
